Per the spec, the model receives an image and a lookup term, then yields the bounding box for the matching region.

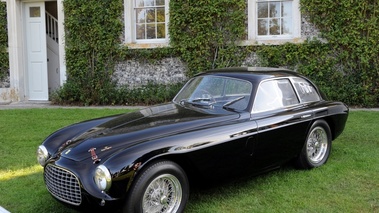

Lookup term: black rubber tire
[296,120,332,169]
[123,160,189,213]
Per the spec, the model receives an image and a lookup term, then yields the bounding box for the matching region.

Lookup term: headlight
[94,165,112,191]
[37,145,49,166]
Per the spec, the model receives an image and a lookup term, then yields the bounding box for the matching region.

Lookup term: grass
[0,109,378,212]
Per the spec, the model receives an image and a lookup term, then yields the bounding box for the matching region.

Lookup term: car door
[249,78,314,169]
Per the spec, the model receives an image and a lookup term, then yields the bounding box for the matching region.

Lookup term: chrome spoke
[307,127,328,164]
[143,174,182,213]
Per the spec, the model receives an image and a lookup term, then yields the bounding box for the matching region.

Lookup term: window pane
[225,79,252,95]
[157,23,165,38]
[282,2,292,17]
[156,0,165,6]
[254,80,284,112]
[133,0,167,41]
[257,3,268,18]
[146,9,155,23]
[269,19,280,35]
[269,2,280,18]
[136,24,146,39]
[30,7,41,17]
[144,0,154,6]
[136,9,145,23]
[253,79,298,112]
[277,79,299,106]
[282,18,292,34]
[258,19,268,35]
[146,24,156,39]
[292,78,321,103]
[157,8,165,22]
[256,0,294,37]
[135,0,144,7]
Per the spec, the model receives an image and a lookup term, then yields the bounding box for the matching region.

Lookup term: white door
[25,2,48,100]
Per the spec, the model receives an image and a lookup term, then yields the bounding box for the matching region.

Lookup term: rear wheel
[123,160,189,213]
[296,120,332,169]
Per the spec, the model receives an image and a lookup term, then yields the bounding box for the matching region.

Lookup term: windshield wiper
[180,99,214,109]
[191,98,212,102]
[222,96,245,111]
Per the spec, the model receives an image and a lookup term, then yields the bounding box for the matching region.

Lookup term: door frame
[5,0,66,102]
[23,1,49,100]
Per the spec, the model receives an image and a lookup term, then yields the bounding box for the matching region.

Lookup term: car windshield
[173,76,252,111]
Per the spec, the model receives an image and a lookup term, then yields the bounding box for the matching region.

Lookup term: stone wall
[0,76,9,88]
[113,57,188,88]
[114,18,320,87]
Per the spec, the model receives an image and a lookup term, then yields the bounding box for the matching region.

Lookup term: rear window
[292,77,320,103]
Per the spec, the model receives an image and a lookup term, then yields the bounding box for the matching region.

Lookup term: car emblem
[101,146,112,152]
[88,148,101,164]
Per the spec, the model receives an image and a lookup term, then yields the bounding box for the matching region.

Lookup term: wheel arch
[321,117,335,139]
[134,153,198,187]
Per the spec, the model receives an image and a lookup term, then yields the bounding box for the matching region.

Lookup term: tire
[296,120,332,169]
[123,160,189,213]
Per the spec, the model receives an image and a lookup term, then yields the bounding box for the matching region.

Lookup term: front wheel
[296,120,332,169]
[123,160,189,213]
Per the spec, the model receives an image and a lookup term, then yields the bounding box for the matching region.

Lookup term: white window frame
[124,0,170,48]
[246,0,302,45]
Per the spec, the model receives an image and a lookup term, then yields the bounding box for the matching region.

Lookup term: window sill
[124,42,170,49]
[240,37,304,46]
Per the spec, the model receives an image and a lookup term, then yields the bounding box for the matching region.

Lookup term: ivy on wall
[55,0,378,107]
[254,0,379,107]
[0,2,8,82]
[169,0,248,76]
[300,0,379,106]
[58,0,124,105]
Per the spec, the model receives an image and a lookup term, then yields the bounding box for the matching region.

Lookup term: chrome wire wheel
[307,126,328,164]
[142,174,182,213]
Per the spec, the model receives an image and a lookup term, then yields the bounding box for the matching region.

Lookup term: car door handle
[301,114,312,119]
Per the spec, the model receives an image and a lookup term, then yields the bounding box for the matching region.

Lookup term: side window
[253,79,299,112]
[292,77,320,103]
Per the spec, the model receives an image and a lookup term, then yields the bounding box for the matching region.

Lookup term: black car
[37,67,349,212]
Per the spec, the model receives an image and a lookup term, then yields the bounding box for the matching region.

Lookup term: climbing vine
[0,2,8,82]
[299,0,379,106]
[251,0,379,107]
[56,0,123,105]
[53,0,378,107]
[169,0,248,76]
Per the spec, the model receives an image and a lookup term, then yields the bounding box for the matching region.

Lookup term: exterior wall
[0,76,9,87]
[114,17,320,88]
[113,58,187,88]
[1,0,320,101]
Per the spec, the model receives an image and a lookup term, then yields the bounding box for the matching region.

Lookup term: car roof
[196,67,303,83]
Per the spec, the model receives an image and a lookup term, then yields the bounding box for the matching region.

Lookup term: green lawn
[0,109,378,212]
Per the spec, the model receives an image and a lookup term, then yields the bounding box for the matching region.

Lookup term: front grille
[44,164,82,206]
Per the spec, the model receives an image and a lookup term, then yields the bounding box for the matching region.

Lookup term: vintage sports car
[37,67,349,212]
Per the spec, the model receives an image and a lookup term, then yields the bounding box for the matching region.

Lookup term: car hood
[60,103,239,162]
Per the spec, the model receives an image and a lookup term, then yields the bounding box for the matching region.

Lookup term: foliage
[55,0,379,107]
[52,81,184,106]
[169,0,248,76]
[113,82,184,106]
[298,0,379,106]
[253,0,379,107]
[255,41,347,104]
[0,2,8,82]
[61,0,123,105]
[302,0,379,106]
